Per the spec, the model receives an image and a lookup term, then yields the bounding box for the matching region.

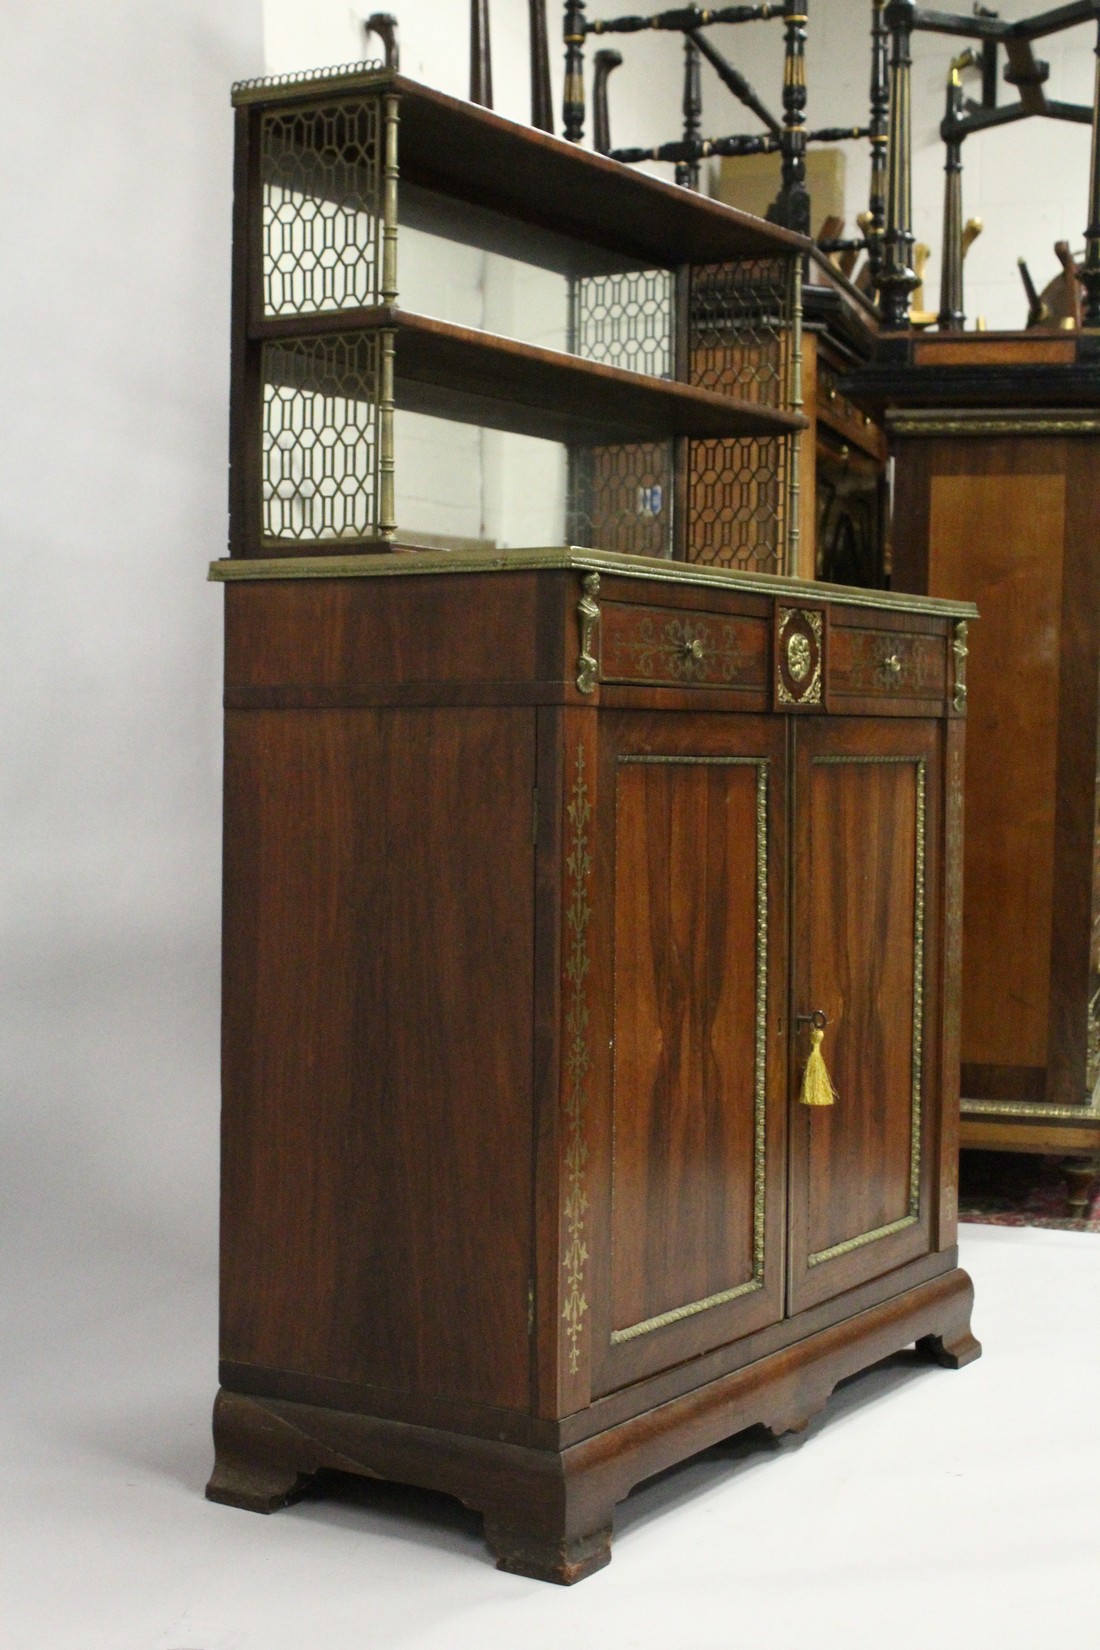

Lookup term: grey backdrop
[2,0,263,1381]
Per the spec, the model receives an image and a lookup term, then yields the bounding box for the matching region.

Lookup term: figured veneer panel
[806,757,919,1251]
[220,706,536,1410]
[224,574,541,690]
[610,758,761,1332]
[928,471,1065,1071]
[787,718,939,1315]
[586,710,789,1397]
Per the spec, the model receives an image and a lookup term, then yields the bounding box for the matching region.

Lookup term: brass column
[938,59,967,332]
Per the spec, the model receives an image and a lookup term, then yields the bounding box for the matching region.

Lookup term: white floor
[3,1222,1098,1650]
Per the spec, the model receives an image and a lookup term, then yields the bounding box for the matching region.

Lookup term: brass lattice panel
[687,435,788,574]
[688,258,791,406]
[262,333,380,542]
[568,441,674,559]
[571,269,674,378]
[261,99,383,316]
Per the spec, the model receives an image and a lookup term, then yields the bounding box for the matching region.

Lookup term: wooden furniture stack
[850,329,1100,1208]
[206,63,980,1584]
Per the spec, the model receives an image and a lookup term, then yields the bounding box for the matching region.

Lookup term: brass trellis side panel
[259,97,386,317]
[561,738,595,1379]
[261,333,384,543]
[684,257,797,575]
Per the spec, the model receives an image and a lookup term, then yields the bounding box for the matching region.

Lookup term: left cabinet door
[587,710,789,1397]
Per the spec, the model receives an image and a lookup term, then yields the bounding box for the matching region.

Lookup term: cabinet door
[588,711,788,1396]
[787,718,942,1314]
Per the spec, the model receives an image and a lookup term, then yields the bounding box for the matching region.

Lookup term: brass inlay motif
[576,572,601,695]
[562,742,594,1373]
[888,410,1100,439]
[807,756,926,1267]
[604,612,747,685]
[951,620,968,714]
[777,607,822,705]
[944,743,964,1058]
[786,250,804,574]
[962,1098,1100,1121]
[610,756,769,1344]
[842,631,941,696]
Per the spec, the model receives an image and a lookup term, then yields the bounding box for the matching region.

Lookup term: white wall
[262,0,690,545]
[2,2,264,1279]
[687,0,1096,331]
[268,0,1093,334]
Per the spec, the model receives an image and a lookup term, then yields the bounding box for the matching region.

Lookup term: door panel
[590,712,788,1396]
[787,718,941,1314]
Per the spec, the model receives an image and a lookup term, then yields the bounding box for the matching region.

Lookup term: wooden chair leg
[1063,1155,1100,1220]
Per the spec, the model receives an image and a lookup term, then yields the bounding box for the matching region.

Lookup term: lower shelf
[206,1266,979,1585]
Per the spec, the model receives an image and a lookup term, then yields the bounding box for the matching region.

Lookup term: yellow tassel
[799,1026,838,1107]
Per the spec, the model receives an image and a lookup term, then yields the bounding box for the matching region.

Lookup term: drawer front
[600,600,768,690]
[829,623,947,705]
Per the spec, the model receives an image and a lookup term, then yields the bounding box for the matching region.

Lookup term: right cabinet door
[787,717,942,1315]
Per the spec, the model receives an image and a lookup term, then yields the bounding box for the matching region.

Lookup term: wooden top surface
[231,67,809,267]
[209,545,976,621]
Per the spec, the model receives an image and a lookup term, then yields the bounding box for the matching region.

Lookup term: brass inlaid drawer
[830,625,947,702]
[599,601,767,689]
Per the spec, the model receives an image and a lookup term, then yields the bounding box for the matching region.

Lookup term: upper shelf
[257,306,808,445]
[232,67,810,270]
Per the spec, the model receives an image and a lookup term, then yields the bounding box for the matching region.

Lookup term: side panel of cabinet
[220,705,537,1412]
[589,711,789,1396]
[787,717,942,1314]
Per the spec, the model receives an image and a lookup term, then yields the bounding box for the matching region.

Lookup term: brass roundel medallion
[776,606,824,707]
[787,631,812,682]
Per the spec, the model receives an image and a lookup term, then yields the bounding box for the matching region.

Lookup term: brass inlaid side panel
[929,472,1064,1072]
[562,741,594,1376]
[600,602,767,690]
[945,741,965,1063]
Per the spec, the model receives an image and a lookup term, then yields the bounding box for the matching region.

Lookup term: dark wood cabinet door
[787,718,941,1314]
[589,711,789,1395]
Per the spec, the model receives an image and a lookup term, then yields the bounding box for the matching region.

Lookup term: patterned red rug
[959,1150,1100,1233]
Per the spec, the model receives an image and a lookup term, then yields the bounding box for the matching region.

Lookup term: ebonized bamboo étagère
[227,62,809,575]
[208,62,980,1584]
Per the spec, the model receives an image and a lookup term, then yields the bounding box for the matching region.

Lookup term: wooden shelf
[233,70,809,269]
[257,307,808,446]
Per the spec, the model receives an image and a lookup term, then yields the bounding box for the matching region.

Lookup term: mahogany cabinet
[206,548,979,1583]
[878,334,1100,1198]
